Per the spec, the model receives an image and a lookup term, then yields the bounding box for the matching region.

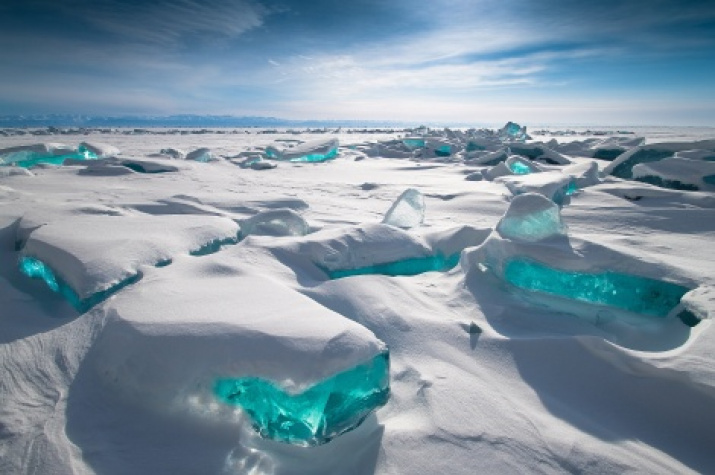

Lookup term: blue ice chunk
[403,138,426,149]
[214,351,390,446]
[496,193,566,242]
[704,175,715,185]
[508,160,533,175]
[266,139,339,163]
[499,122,529,142]
[325,253,460,279]
[382,188,425,229]
[0,144,98,168]
[18,256,140,313]
[434,144,452,157]
[186,148,214,162]
[504,258,689,318]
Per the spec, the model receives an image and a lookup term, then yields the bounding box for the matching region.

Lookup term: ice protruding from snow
[468,148,508,166]
[632,158,715,191]
[215,350,389,446]
[604,140,715,179]
[78,142,120,159]
[402,137,426,149]
[498,122,529,142]
[239,209,309,237]
[156,148,186,159]
[21,214,239,301]
[186,147,215,162]
[92,265,387,428]
[562,161,600,188]
[382,188,425,229]
[500,171,576,205]
[504,258,689,318]
[506,155,543,175]
[508,144,572,164]
[0,167,33,178]
[0,143,95,167]
[266,138,339,163]
[496,193,567,243]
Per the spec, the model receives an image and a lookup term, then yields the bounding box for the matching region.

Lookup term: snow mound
[91,259,387,438]
[20,214,240,302]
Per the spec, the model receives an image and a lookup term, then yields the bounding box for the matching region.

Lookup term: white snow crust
[1,125,715,475]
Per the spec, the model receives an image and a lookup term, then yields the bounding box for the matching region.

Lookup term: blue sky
[1,0,714,125]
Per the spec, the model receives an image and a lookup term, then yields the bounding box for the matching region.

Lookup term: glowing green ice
[189,236,241,256]
[18,256,140,313]
[325,253,460,279]
[504,258,689,317]
[704,174,715,185]
[509,161,532,175]
[214,351,390,446]
[288,146,338,162]
[402,138,426,149]
[434,145,452,157]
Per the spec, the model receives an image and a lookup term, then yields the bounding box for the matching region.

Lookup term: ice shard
[496,193,567,243]
[382,188,425,229]
[214,351,390,446]
[498,122,529,142]
[506,155,542,175]
[504,258,689,318]
[266,138,339,163]
[632,158,715,191]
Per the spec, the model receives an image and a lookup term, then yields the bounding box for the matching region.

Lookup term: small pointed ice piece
[496,193,567,243]
[383,188,425,229]
[505,155,542,175]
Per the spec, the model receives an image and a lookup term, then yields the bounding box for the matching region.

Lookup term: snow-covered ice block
[92,262,389,446]
[186,147,215,162]
[20,214,239,306]
[604,140,715,179]
[467,148,508,166]
[158,148,186,159]
[78,142,120,159]
[509,144,571,164]
[121,158,182,173]
[562,161,600,188]
[632,158,715,191]
[496,193,567,243]
[402,137,426,149]
[0,143,91,167]
[500,171,576,205]
[239,209,308,237]
[483,162,514,181]
[382,188,425,229]
[266,138,339,162]
[505,155,543,175]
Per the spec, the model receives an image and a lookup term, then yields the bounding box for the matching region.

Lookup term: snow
[1,125,715,474]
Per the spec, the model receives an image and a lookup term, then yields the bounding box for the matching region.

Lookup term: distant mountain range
[0,114,418,128]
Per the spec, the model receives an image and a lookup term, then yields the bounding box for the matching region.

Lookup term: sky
[0,0,714,125]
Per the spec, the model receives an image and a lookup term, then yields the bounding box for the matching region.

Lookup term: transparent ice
[496,194,566,242]
[382,188,425,229]
[504,258,689,318]
[214,351,390,446]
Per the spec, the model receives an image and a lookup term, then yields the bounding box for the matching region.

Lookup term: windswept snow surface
[1,125,715,474]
